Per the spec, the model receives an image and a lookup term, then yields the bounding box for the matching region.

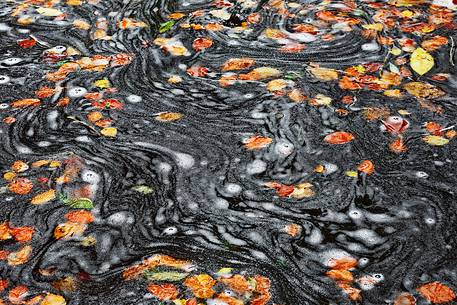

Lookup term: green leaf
[159,20,176,33]
[67,198,94,209]
[143,270,189,281]
[284,71,302,80]
[132,185,154,194]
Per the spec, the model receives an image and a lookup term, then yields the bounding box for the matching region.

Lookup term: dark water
[1,0,457,304]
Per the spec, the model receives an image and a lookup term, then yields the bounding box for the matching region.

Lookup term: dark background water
[1,0,457,304]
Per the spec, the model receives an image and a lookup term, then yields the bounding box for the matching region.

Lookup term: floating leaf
[221,58,256,71]
[159,20,176,33]
[423,135,449,146]
[308,67,338,81]
[417,282,455,304]
[144,270,189,281]
[243,135,272,150]
[93,79,110,89]
[147,283,179,301]
[100,127,117,137]
[403,82,445,99]
[132,185,154,194]
[31,189,56,205]
[41,293,66,305]
[410,48,434,76]
[155,112,183,122]
[36,7,63,16]
[66,198,94,209]
[324,131,355,145]
[54,222,87,239]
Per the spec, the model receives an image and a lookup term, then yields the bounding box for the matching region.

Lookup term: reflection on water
[0,0,457,304]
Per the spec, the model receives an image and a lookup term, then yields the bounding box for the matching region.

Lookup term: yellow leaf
[410,48,434,76]
[40,294,67,305]
[308,67,339,81]
[266,79,289,91]
[73,19,91,30]
[94,79,110,89]
[3,171,16,181]
[100,127,117,137]
[389,47,402,56]
[31,189,56,205]
[310,94,332,106]
[383,89,403,98]
[346,171,358,177]
[32,160,50,167]
[362,23,384,31]
[54,222,87,239]
[423,135,449,146]
[36,7,63,16]
[155,112,183,122]
[49,161,61,168]
[8,245,32,266]
[66,0,82,5]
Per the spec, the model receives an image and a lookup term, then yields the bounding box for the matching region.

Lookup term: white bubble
[2,58,22,65]
[358,258,369,267]
[126,94,142,103]
[163,227,177,235]
[425,218,436,225]
[0,75,10,84]
[225,183,242,195]
[48,45,66,53]
[275,141,294,156]
[246,159,267,175]
[362,42,380,52]
[415,171,429,178]
[81,170,101,184]
[68,87,87,98]
[0,103,9,109]
[348,209,364,220]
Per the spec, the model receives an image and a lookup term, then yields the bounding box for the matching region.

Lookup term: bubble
[348,209,364,220]
[372,274,384,282]
[2,58,22,65]
[0,103,9,109]
[0,75,10,84]
[126,94,142,103]
[81,170,101,184]
[274,141,294,156]
[48,45,66,53]
[358,258,369,267]
[415,171,429,178]
[225,183,242,195]
[425,218,436,225]
[246,159,267,175]
[163,227,177,235]
[68,87,88,98]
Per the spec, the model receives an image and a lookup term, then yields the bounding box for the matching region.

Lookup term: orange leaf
[328,257,358,270]
[219,275,252,294]
[192,37,213,51]
[324,131,355,145]
[147,283,179,301]
[9,178,33,195]
[326,269,353,283]
[357,160,374,175]
[184,274,216,299]
[11,99,41,108]
[389,137,407,153]
[7,245,32,266]
[417,282,456,304]
[0,279,8,293]
[65,210,95,224]
[10,226,34,242]
[243,135,272,150]
[8,285,28,304]
[394,292,416,305]
[221,58,256,71]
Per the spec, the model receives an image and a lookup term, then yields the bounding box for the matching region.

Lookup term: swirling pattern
[0,0,457,304]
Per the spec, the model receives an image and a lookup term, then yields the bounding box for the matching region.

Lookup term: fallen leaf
[403,82,445,99]
[147,283,179,301]
[243,136,272,150]
[31,189,56,205]
[222,58,256,71]
[143,271,189,281]
[184,274,216,299]
[155,112,183,122]
[65,210,94,224]
[11,99,41,108]
[417,282,456,304]
[54,222,87,239]
[394,292,416,305]
[132,185,154,194]
[308,67,339,81]
[7,245,32,266]
[40,293,66,305]
[423,135,449,146]
[357,160,375,175]
[324,132,355,145]
[100,127,117,137]
[410,48,434,76]
[9,178,33,195]
[192,37,213,51]
[36,7,63,16]
[159,20,176,33]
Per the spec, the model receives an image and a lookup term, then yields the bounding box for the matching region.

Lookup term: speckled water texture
[1,0,457,304]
